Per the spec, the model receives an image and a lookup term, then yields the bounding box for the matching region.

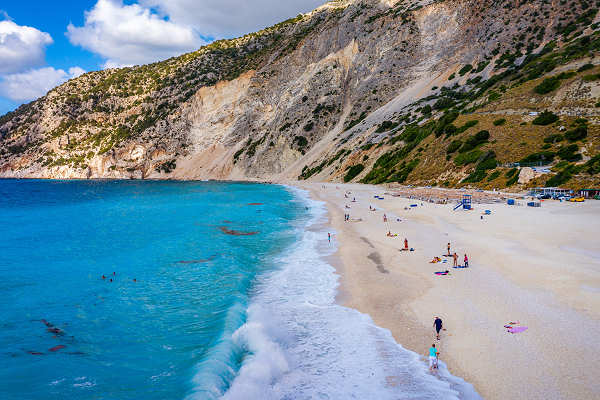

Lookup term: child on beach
[464,254,469,268]
[429,344,439,371]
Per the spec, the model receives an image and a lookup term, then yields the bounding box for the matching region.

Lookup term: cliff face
[1,0,600,189]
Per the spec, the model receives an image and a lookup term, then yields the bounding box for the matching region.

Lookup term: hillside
[1,0,600,190]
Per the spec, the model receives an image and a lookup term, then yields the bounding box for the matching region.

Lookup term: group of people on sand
[447,242,468,268]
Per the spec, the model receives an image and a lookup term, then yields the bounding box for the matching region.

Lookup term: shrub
[344,164,365,182]
[447,140,462,154]
[459,130,490,152]
[505,168,518,178]
[506,174,519,186]
[477,156,498,171]
[462,170,487,183]
[448,73,456,80]
[493,118,506,126]
[564,126,587,142]
[421,105,432,115]
[534,77,561,94]
[487,170,501,181]
[582,73,600,81]
[475,130,490,141]
[155,159,176,173]
[376,120,399,133]
[294,136,308,147]
[303,121,314,131]
[459,64,473,76]
[557,144,582,161]
[585,154,600,174]
[532,111,559,125]
[433,97,455,110]
[578,63,594,72]
[543,133,564,143]
[455,120,479,134]
[488,91,501,101]
[545,164,581,187]
[454,150,483,166]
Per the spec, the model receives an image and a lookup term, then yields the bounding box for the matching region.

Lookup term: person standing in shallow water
[429,344,439,371]
[434,317,443,340]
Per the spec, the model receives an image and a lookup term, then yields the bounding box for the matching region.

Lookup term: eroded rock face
[518,167,536,184]
[0,0,596,186]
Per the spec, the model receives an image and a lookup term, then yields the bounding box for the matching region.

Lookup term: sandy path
[295,182,600,400]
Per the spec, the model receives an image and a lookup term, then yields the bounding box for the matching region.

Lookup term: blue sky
[0,0,325,115]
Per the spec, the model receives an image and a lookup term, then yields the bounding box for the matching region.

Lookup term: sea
[0,179,480,399]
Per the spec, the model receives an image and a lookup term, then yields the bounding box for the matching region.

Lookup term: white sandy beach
[296,182,600,400]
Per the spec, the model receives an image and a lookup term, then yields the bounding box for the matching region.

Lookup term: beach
[297,182,600,400]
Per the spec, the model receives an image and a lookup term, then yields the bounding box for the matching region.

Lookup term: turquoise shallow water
[0,179,480,400]
[0,180,304,399]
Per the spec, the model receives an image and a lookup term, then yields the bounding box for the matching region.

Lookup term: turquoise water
[0,179,480,400]
[0,180,304,399]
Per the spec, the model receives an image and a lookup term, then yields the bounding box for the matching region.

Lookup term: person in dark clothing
[433,317,443,340]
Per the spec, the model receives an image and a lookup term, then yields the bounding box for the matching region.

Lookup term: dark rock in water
[176,255,217,264]
[27,351,44,355]
[218,227,259,236]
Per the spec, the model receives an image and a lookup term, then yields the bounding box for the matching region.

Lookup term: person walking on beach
[383,214,387,223]
[434,317,443,340]
[328,233,331,243]
[447,242,451,256]
[404,238,409,251]
[453,252,458,267]
[464,254,469,268]
[429,344,439,371]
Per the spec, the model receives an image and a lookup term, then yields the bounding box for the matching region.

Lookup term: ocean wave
[219,187,481,399]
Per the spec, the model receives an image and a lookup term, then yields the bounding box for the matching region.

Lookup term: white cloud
[0,66,85,102]
[0,19,53,74]
[67,0,202,68]
[141,0,326,39]
[67,0,326,68]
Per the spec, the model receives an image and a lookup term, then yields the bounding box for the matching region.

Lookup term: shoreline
[294,181,600,400]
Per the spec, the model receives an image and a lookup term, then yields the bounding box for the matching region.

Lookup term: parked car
[569,197,585,202]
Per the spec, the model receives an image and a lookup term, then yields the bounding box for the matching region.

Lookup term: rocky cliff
[1,0,600,189]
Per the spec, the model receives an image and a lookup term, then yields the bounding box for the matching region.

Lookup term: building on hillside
[578,189,600,199]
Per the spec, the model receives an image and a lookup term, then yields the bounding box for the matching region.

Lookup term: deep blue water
[0,180,305,400]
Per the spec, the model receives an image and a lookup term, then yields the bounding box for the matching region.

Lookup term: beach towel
[452,265,468,269]
[508,326,528,334]
[434,271,449,275]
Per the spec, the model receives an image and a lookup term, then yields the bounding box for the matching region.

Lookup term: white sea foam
[219,187,480,399]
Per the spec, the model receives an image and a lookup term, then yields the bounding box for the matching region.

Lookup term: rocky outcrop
[1,0,599,189]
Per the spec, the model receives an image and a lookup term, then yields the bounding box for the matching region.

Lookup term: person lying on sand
[430,257,442,263]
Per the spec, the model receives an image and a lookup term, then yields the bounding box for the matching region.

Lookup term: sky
[0,0,325,115]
